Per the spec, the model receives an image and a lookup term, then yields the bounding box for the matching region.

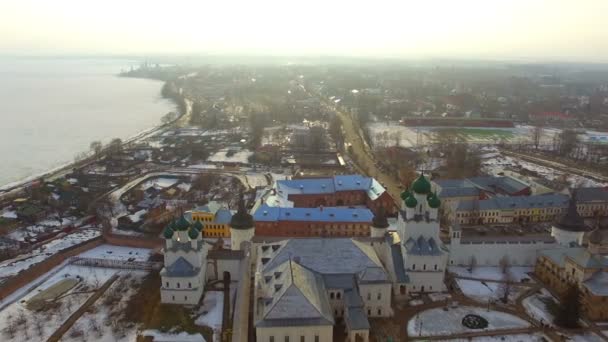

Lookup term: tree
[33,318,45,338]
[160,112,178,125]
[107,138,123,157]
[555,284,581,328]
[497,272,514,303]
[468,255,477,274]
[90,141,103,157]
[557,129,579,157]
[499,255,510,274]
[3,319,17,339]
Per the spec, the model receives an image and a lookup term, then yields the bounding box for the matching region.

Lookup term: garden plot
[0,229,101,282]
[522,288,558,326]
[456,279,526,303]
[0,265,121,341]
[407,306,529,337]
[449,266,533,282]
[61,272,147,342]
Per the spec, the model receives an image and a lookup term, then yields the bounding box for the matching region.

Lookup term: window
[377,292,381,300]
[330,292,335,299]
[377,308,382,315]
[300,337,305,342]
[270,337,275,342]
[367,292,371,300]
[367,308,371,315]
[315,335,319,342]
[423,264,426,270]
[166,281,169,287]
[177,282,180,288]
[285,336,289,342]
[434,264,438,270]
[336,292,341,299]
[412,264,416,270]
[185,296,188,301]
[172,295,175,300]
[188,282,192,288]
[400,285,406,295]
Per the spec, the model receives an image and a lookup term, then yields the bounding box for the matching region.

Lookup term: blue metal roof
[213,208,232,224]
[164,256,199,277]
[276,175,385,198]
[254,205,373,223]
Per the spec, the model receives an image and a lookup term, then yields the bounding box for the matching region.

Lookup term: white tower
[551,192,590,247]
[230,195,255,251]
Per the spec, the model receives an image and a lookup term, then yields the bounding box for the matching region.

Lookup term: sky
[1,0,608,62]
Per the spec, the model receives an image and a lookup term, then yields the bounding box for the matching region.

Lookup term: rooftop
[456,194,568,212]
[254,205,373,223]
[276,175,386,200]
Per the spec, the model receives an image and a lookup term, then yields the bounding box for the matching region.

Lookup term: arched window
[177,282,180,288]
[188,282,192,288]
[423,264,426,270]
[434,264,438,270]
[412,264,416,270]
[336,292,341,299]
[330,292,335,299]
[400,285,406,295]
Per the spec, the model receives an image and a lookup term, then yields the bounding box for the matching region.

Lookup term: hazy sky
[1,0,607,62]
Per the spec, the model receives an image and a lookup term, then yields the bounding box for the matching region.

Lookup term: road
[327,104,403,201]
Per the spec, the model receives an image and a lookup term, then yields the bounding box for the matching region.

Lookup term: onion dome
[163,226,175,239]
[428,192,441,209]
[174,215,191,231]
[554,191,590,232]
[188,227,200,240]
[192,220,203,232]
[400,189,411,201]
[589,229,603,245]
[372,207,389,229]
[412,174,431,194]
[230,194,254,230]
[405,195,418,208]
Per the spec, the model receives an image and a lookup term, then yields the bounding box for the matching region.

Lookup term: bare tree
[532,124,543,150]
[34,318,45,338]
[499,255,511,275]
[468,255,477,274]
[3,319,17,339]
[90,140,103,157]
[497,272,515,303]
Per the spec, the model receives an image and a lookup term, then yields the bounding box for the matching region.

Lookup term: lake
[0,57,175,188]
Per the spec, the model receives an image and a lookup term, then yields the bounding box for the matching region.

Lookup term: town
[1,62,608,342]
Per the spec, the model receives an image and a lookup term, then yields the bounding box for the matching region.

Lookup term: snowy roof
[163,256,200,277]
[276,175,386,199]
[456,194,568,212]
[256,260,334,327]
[583,271,608,296]
[404,236,445,256]
[540,247,608,269]
[195,201,223,214]
[254,205,373,223]
[261,238,387,278]
[436,176,529,196]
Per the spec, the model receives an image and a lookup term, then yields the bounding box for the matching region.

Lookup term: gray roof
[357,267,389,284]
[583,271,608,296]
[404,236,445,256]
[162,257,200,277]
[436,176,529,196]
[345,307,370,330]
[323,274,356,289]
[261,239,387,278]
[457,194,568,212]
[440,187,480,198]
[576,187,608,203]
[165,240,205,253]
[540,247,608,268]
[256,260,334,327]
[344,288,363,307]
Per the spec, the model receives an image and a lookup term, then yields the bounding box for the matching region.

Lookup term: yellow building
[189,202,232,238]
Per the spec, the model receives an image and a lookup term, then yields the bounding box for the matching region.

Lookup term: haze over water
[0,58,175,187]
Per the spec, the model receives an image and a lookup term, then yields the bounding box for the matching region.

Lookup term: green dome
[428,193,441,209]
[400,189,411,200]
[412,174,431,194]
[163,227,174,239]
[188,228,199,240]
[405,195,418,208]
[174,215,191,231]
[192,220,203,231]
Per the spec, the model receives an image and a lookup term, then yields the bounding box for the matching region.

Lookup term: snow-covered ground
[7,216,79,242]
[456,279,525,303]
[0,229,101,282]
[439,333,547,342]
[140,177,179,190]
[449,267,534,282]
[246,173,269,188]
[0,265,122,341]
[569,333,605,342]
[207,150,253,164]
[61,272,147,342]
[196,291,223,342]
[522,288,557,326]
[77,245,152,262]
[407,306,530,337]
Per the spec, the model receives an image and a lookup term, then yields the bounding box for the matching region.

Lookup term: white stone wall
[160,287,204,305]
[406,270,447,292]
[231,228,255,250]
[256,325,333,342]
[359,283,393,317]
[448,240,558,266]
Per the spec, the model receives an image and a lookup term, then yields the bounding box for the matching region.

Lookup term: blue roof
[164,257,199,277]
[213,208,232,224]
[254,205,373,223]
[276,175,385,199]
